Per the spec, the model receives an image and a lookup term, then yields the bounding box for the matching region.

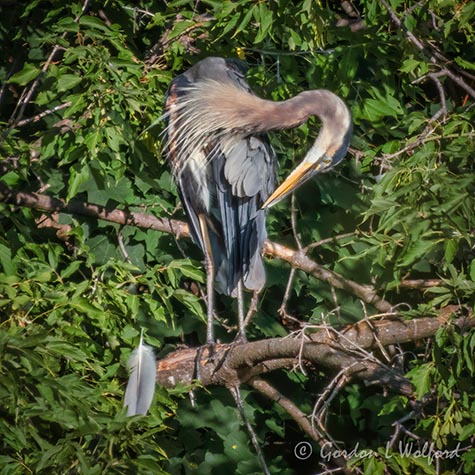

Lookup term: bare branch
[251,378,353,475]
[15,101,72,127]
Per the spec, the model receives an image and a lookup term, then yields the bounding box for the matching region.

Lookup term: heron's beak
[263,159,323,209]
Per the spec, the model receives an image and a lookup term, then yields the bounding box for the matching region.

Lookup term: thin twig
[243,290,260,328]
[295,327,311,375]
[15,102,72,127]
[427,72,447,122]
[376,69,448,168]
[278,267,297,322]
[360,301,391,362]
[9,45,64,128]
[229,386,271,475]
[290,193,303,250]
[7,0,90,129]
[122,6,155,17]
[117,227,131,263]
[380,0,475,100]
[304,232,356,253]
[311,365,354,434]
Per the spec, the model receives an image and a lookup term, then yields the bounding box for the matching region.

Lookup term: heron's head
[262,91,352,208]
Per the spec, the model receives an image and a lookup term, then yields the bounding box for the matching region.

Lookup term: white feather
[124,333,156,416]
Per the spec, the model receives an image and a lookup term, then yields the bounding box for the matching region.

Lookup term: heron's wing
[212,135,276,294]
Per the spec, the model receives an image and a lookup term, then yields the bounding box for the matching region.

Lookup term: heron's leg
[198,214,215,345]
[236,279,247,342]
[205,253,215,345]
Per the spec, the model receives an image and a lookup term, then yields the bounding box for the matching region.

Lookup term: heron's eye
[323,156,332,167]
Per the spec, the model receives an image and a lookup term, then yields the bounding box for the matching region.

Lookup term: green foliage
[1,0,475,474]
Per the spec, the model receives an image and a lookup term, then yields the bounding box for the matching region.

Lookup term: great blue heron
[163,57,352,344]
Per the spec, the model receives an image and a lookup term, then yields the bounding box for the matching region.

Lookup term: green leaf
[61,261,81,279]
[168,259,204,282]
[67,165,91,201]
[363,96,403,121]
[407,363,434,399]
[399,58,422,74]
[79,15,110,33]
[398,239,436,268]
[57,74,82,91]
[70,297,103,318]
[232,6,256,38]
[8,63,41,85]
[254,4,273,44]
[0,243,15,275]
[44,340,89,361]
[444,239,458,264]
[84,129,102,157]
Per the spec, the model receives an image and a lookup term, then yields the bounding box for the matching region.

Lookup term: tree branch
[0,182,391,311]
[155,311,474,394]
[251,378,355,475]
[0,181,189,237]
[263,241,392,312]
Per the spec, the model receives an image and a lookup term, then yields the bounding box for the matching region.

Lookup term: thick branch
[156,312,475,394]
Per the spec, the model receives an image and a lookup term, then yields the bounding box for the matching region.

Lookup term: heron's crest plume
[163,80,271,175]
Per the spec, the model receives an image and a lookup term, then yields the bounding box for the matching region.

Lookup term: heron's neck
[171,81,350,156]
[295,89,352,157]
[212,86,351,151]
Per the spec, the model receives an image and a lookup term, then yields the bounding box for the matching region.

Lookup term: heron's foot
[233,331,248,345]
[194,341,216,381]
